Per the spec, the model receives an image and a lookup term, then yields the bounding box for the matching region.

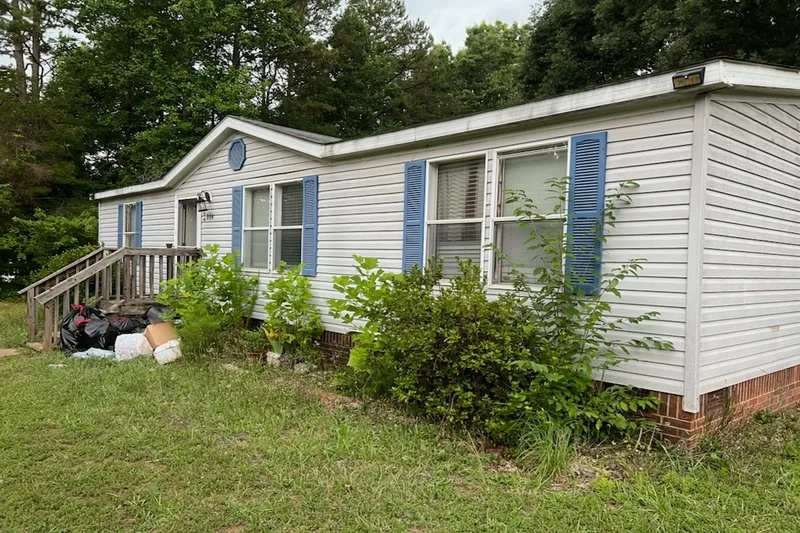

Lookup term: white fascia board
[719,59,800,92]
[94,117,326,200]
[321,60,733,159]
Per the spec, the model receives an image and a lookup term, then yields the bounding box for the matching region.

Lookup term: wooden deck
[19,247,200,349]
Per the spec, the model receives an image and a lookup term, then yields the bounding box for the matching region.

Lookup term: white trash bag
[114,334,154,361]
[154,339,182,365]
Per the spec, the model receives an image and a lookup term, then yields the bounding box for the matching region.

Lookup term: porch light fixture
[196,191,212,212]
[672,67,705,90]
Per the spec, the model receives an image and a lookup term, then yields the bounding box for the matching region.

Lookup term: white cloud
[404,0,538,49]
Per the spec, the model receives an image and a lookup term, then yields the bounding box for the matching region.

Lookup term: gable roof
[234,117,340,144]
[94,58,800,200]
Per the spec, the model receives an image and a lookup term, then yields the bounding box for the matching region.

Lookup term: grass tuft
[515,419,576,482]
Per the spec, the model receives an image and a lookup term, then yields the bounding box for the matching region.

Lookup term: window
[244,187,271,269]
[273,182,303,268]
[177,199,198,247]
[123,203,137,248]
[494,145,567,284]
[427,157,486,276]
[243,181,303,271]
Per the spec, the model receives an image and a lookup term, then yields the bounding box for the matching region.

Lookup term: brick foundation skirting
[319,330,354,368]
[649,365,800,442]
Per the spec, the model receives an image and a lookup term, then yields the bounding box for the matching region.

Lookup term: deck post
[26,289,36,341]
[42,302,53,350]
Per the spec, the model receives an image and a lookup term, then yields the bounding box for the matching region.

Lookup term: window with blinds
[243,181,304,271]
[274,182,303,268]
[428,157,486,276]
[494,145,567,284]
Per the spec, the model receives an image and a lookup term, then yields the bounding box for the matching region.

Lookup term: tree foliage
[453,21,528,112]
[522,0,800,98]
[1,0,799,291]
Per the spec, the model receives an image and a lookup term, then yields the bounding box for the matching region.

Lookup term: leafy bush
[329,180,670,444]
[262,263,323,361]
[0,208,98,289]
[157,245,258,360]
[329,256,399,395]
[27,244,99,284]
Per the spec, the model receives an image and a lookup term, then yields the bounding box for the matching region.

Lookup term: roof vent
[228,138,247,171]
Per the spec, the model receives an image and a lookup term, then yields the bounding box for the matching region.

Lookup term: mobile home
[91,58,800,440]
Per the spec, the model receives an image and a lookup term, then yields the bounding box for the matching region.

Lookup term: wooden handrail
[17,246,108,295]
[122,248,202,257]
[36,248,127,305]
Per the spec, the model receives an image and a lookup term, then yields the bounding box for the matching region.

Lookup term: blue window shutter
[231,186,244,264]
[117,204,124,249]
[402,161,426,272]
[301,176,319,276]
[135,201,144,248]
[567,132,607,295]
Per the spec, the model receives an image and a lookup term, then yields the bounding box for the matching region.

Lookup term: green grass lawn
[0,300,27,349]
[1,302,800,531]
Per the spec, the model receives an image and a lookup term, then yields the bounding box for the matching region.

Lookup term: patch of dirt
[485,457,520,474]
[216,526,245,533]
[449,474,483,497]
[548,453,627,493]
[300,385,363,410]
[0,349,18,358]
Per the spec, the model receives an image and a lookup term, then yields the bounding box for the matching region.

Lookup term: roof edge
[94,116,327,200]
[95,58,800,200]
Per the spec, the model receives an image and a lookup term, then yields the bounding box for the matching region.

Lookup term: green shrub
[0,208,98,289]
[157,245,258,360]
[262,262,323,361]
[329,179,670,444]
[329,256,401,396]
[27,244,99,284]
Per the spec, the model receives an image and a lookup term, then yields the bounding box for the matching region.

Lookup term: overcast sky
[404,0,537,49]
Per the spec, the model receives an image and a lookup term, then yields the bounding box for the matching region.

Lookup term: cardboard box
[144,322,179,349]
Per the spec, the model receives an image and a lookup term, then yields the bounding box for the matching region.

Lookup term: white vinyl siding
[700,96,800,394]
[97,100,697,395]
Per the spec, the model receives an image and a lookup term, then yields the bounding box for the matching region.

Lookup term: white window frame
[424,152,490,276]
[242,179,304,273]
[272,181,304,269]
[173,195,201,248]
[488,137,571,288]
[122,203,137,248]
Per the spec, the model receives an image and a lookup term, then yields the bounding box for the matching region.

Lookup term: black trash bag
[84,320,120,351]
[60,304,108,352]
[144,304,171,324]
[109,315,149,334]
[109,315,147,335]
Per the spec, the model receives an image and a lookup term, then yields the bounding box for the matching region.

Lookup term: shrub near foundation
[158,245,258,360]
[262,263,323,363]
[330,180,671,444]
